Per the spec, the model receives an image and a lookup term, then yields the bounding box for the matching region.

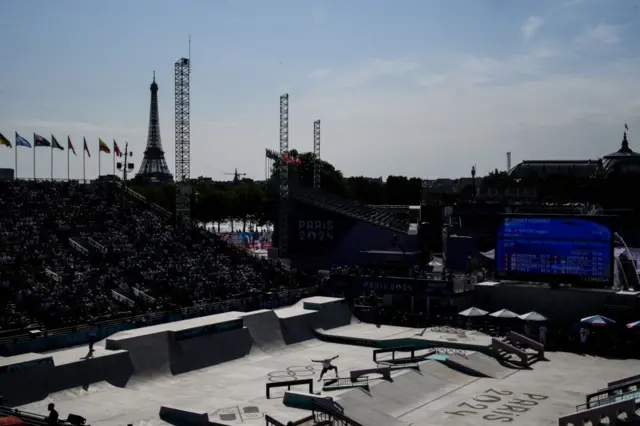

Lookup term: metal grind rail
[434,347,468,357]
[323,376,369,389]
[312,400,362,426]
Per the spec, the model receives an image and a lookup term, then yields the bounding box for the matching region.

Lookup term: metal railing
[43,268,61,283]
[434,347,468,357]
[312,400,361,426]
[87,237,107,254]
[0,406,80,426]
[132,287,156,303]
[323,376,369,389]
[0,286,318,349]
[68,238,89,255]
[111,290,135,307]
[576,389,640,412]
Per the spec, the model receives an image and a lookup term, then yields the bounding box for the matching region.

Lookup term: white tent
[518,311,547,322]
[458,307,488,317]
[489,309,519,319]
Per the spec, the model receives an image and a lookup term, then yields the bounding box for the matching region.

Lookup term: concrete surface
[6,297,640,426]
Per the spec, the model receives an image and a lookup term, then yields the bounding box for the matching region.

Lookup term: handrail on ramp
[323,376,370,390]
[312,400,362,426]
[491,338,528,367]
[266,378,313,399]
[373,345,416,363]
[508,331,545,357]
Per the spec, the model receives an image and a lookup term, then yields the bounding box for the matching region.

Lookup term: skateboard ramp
[336,363,474,420]
[170,327,253,375]
[279,310,318,345]
[445,352,512,378]
[242,310,286,353]
[106,330,171,376]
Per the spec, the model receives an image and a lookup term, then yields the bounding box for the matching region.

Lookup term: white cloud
[581,23,621,44]
[522,16,544,40]
[309,69,332,80]
[317,58,417,88]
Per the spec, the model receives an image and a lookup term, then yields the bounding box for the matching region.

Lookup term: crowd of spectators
[0,180,320,331]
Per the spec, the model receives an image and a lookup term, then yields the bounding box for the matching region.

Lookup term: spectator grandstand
[0,180,321,333]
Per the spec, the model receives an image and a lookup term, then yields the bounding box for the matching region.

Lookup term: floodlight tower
[313,120,321,189]
[174,38,191,220]
[278,93,290,258]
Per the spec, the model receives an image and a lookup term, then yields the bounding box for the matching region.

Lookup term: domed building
[601,132,640,175]
[508,131,640,179]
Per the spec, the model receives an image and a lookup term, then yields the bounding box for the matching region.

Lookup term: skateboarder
[311,355,339,382]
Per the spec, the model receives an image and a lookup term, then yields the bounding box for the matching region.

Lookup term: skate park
[1,296,640,426]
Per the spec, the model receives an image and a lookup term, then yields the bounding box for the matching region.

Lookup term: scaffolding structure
[174,56,191,219]
[278,94,290,258]
[313,120,321,189]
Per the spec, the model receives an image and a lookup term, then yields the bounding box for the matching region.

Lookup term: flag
[83,137,91,157]
[0,133,11,148]
[15,132,32,148]
[51,135,64,150]
[625,123,629,131]
[68,136,77,155]
[113,140,122,157]
[99,138,111,154]
[34,134,51,147]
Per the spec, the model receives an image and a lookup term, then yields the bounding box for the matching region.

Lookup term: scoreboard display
[495,215,613,285]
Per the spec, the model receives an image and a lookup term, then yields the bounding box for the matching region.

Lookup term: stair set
[293,187,410,234]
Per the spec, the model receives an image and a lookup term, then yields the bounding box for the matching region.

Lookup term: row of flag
[0,132,123,157]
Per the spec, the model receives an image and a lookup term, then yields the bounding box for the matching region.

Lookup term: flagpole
[113,145,115,176]
[50,137,53,181]
[14,140,18,180]
[33,134,36,181]
[98,145,101,178]
[67,140,70,181]
[83,144,86,183]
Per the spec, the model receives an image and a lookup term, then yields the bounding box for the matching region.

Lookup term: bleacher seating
[0,180,321,331]
[293,187,410,233]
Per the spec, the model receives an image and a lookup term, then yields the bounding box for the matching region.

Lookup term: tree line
[128,151,425,229]
[128,152,640,230]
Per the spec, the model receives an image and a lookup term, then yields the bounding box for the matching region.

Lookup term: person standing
[47,403,59,425]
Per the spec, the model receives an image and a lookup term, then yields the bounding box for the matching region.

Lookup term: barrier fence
[0,286,318,356]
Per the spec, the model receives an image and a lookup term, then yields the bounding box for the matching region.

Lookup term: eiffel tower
[137,71,173,182]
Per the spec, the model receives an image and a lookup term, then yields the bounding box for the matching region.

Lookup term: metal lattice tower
[175,57,191,218]
[278,93,290,258]
[138,71,174,182]
[313,120,321,189]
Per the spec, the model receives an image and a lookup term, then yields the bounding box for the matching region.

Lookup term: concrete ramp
[309,300,354,331]
[48,350,133,392]
[0,349,134,406]
[170,327,253,375]
[106,331,171,375]
[338,398,410,426]
[444,353,512,378]
[242,310,286,353]
[279,311,318,345]
[419,359,474,384]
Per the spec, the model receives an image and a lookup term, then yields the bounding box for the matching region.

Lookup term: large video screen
[495,215,613,284]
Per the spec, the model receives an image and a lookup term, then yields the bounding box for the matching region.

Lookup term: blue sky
[1,0,639,180]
